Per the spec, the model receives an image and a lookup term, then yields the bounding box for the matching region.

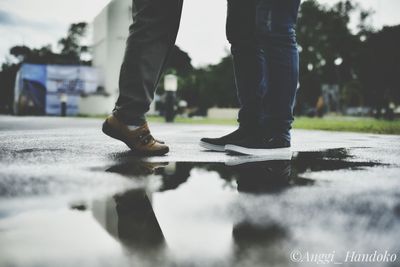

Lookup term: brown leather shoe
[102,115,169,156]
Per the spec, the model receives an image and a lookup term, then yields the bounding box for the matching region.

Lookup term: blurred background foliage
[167,0,400,118]
[1,0,399,119]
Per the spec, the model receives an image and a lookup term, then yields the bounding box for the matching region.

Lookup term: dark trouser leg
[226,0,263,130]
[113,0,184,125]
[257,0,300,142]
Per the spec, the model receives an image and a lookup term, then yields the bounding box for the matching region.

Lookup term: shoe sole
[199,141,225,152]
[225,144,292,157]
[102,121,169,156]
[225,154,292,166]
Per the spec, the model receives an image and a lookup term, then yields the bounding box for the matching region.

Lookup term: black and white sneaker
[225,135,292,157]
[200,128,249,152]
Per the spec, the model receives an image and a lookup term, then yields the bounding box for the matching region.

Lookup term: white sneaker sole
[225,144,292,157]
[199,141,225,152]
[226,154,292,166]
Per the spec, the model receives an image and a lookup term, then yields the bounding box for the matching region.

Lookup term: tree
[157,45,194,99]
[295,0,370,114]
[165,46,193,77]
[176,0,377,115]
[58,22,89,62]
[177,55,237,113]
[0,22,90,113]
[6,22,90,66]
[0,62,19,113]
[357,25,400,118]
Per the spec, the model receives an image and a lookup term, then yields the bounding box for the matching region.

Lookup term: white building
[79,0,132,115]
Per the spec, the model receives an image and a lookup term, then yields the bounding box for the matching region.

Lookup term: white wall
[79,0,131,115]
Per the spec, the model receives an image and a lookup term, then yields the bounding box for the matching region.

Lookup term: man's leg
[225,0,300,155]
[103,0,183,155]
[257,0,300,143]
[199,0,260,151]
[114,0,184,125]
[227,0,263,130]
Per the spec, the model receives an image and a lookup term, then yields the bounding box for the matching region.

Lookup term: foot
[102,115,169,156]
[225,135,292,157]
[200,128,249,152]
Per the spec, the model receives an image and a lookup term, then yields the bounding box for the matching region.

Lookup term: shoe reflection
[94,158,315,264]
[106,160,168,176]
[230,159,314,194]
[234,160,292,194]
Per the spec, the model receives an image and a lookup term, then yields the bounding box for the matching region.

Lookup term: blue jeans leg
[257,0,300,142]
[226,0,300,141]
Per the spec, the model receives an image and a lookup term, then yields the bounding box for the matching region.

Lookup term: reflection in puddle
[92,189,168,266]
[89,149,386,266]
[1,132,399,267]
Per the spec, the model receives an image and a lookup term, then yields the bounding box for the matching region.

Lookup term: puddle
[1,149,399,267]
[85,149,395,266]
[106,149,382,194]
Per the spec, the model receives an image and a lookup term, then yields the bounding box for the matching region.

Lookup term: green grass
[78,114,400,135]
[147,116,237,125]
[148,116,400,135]
[292,117,400,135]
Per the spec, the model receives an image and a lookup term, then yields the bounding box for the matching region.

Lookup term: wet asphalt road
[0,115,400,267]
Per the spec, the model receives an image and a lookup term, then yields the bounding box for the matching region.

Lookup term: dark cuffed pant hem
[112,109,146,126]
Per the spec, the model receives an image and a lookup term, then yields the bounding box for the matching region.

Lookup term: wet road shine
[0,116,400,267]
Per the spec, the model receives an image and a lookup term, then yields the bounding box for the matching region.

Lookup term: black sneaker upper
[200,127,250,146]
[227,134,291,149]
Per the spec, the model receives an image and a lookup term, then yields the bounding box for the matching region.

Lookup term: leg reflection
[92,188,166,263]
[114,189,165,251]
[231,160,305,265]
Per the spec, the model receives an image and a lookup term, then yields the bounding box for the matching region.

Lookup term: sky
[0,0,400,67]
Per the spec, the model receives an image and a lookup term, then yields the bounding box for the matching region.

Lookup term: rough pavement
[0,115,400,267]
